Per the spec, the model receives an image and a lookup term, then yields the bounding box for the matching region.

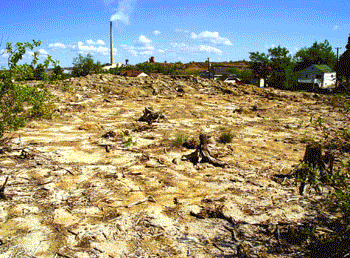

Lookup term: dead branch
[56,252,75,258]
[126,196,156,208]
[181,134,227,168]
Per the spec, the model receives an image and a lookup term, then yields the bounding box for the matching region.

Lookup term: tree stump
[0,176,9,200]
[138,107,165,125]
[181,134,227,168]
[298,143,334,195]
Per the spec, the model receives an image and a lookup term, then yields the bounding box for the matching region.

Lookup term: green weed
[217,127,234,144]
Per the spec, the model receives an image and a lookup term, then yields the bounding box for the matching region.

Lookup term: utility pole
[336,47,341,61]
[335,47,341,87]
[207,58,210,79]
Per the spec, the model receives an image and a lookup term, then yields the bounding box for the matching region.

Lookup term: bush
[218,127,234,144]
[0,40,55,138]
[227,67,254,83]
[50,65,64,80]
[171,133,188,148]
[72,54,102,77]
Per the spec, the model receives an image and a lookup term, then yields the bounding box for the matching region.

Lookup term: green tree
[72,54,102,77]
[249,51,270,85]
[249,46,297,89]
[268,46,295,89]
[0,40,55,138]
[50,65,64,80]
[294,40,337,70]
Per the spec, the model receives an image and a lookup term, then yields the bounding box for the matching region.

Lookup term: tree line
[249,40,337,89]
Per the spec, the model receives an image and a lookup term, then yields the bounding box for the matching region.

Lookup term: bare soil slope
[0,74,346,257]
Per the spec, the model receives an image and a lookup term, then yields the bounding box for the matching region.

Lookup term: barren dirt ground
[0,75,346,257]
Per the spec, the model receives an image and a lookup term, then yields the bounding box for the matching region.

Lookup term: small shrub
[171,133,188,148]
[218,127,234,144]
[119,131,136,147]
[72,54,102,77]
[0,40,56,138]
[50,65,64,80]
[182,137,198,149]
[123,136,136,147]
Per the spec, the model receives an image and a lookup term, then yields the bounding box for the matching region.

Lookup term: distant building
[102,63,123,71]
[62,67,73,74]
[297,64,336,89]
[120,70,148,77]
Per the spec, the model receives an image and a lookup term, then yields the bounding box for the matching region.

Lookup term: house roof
[312,64,334,73]
[120,70,148,77]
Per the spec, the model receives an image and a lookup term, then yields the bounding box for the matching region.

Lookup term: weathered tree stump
[303,143,325,171]
[0,176,9,200]
[138,107,165,125]
[298,143,334,195]
[181,134,227,168]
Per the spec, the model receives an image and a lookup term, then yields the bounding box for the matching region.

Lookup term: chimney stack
[110,21,114,65]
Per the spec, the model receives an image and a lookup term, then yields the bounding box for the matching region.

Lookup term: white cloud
[49,43,67,49]
[138,35,152,45]
[153,30,161,36]
[76,41,109,55]
[198,45,222,55]
[110,0,137,25]
[39,49,49,56]
[86,39,106,45]
[170,42,222,55]
[191,31,232,46]
[123,35,155,56]
[333,25,339,30]
[0,49,9,58]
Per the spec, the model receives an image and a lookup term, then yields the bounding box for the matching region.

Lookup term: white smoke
[110,0,137,24]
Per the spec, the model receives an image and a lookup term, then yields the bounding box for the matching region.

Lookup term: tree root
[181,134,227,168]
[138,107,165,125]
[0,176,9,200]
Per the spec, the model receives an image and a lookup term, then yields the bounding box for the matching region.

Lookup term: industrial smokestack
[110,21,114,65]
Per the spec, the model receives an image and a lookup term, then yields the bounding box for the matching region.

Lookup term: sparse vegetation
[289,95,350,257]
[217,127,234,144]
[171,133,188,148]
[72,54,102,77]
[0,40,55,138]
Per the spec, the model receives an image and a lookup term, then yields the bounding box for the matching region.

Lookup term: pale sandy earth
[0,74,346,257]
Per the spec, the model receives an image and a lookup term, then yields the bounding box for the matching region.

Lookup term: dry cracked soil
[0,74,347,257]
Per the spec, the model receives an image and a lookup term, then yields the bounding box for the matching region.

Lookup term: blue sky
[1,0,350,68]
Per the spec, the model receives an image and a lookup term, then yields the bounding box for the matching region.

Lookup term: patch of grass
[119,131,136,147]
[123,136,136,147]
[182,137,198,149]
[171,133,188,148]
[217,127,234,144]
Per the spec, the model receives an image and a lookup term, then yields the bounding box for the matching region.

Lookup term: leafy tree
[249,46,297,89]
[268,46,295,89]
[50,65,64,80]
[249,51,270,84]
[226,67,253,83]
[72,54,102,77]
[294,40,337,70]
[0,40,55,138]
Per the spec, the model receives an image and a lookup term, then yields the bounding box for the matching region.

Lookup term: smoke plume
[109,0,137,25]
